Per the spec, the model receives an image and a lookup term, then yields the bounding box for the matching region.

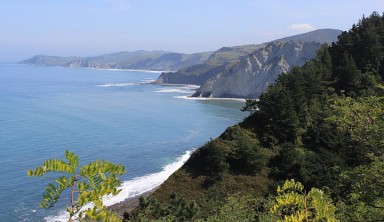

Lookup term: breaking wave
[44,150,193,222]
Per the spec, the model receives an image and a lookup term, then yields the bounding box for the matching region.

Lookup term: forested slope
[125,12,384,221]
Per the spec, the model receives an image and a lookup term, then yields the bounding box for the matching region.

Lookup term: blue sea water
[0,64,247,222]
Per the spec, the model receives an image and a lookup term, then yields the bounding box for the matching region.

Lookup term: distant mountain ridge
[20,50,212,71]
[272,28,342,44]
[20,29,342,98]
[155,29,341,87]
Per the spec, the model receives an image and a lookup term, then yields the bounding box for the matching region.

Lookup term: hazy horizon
[1,0,383,62]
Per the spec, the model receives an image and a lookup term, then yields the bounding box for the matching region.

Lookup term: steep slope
[273,28,341,44]
[20,51,212,71]
[192,41,322,98]
[155,29,341,90]
[124,13,384,221]
[155,44,262,84]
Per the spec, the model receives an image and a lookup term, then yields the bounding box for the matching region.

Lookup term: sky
[0,0,383,62]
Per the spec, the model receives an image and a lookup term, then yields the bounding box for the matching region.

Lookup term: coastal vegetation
[27,150,125,222]
[125,12,384,221]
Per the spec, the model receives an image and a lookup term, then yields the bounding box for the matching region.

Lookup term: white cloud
[287,23,315,32]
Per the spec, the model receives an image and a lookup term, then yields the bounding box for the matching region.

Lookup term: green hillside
[203,44,263,65]
[126,12,384,221]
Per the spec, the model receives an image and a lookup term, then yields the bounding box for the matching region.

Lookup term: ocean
[0,64,247,221]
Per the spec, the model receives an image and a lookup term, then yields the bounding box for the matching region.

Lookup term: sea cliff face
[192,41,322,98]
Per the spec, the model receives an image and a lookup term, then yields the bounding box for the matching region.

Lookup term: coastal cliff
[192,41,322,98]
[156,29,341,98]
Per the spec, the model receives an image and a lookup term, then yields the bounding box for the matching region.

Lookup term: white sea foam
[125,69,166,73]
[174,95,246,102]
[140,78,156,84]
[154,88,193,94]
[157,84,200,88]
[44,150,193,222]
[154,85,200,94]
[99,68,165,73]
[96,83,136,87]
[96,78,156,87]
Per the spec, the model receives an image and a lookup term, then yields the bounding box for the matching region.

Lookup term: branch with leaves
[27,150,126,222]
[270,179,338,222]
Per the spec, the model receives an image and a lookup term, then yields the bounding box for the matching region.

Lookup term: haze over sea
[0,64,247,222]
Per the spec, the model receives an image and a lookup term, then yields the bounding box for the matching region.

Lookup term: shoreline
[17,63,170,73]
[105,150,195,217]
[153,83,201,88]
[18,63,251,101]
[103,68,168,73]
[174,95,247,102]
[108,188,157,217]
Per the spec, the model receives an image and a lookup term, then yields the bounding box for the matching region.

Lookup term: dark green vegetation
[125,12,384,221]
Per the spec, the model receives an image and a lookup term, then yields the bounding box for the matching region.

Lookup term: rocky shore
[108,189,156,217]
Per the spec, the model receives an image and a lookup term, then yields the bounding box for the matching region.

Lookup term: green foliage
[271,179,338,222]
[330,12,384,96]
[187,125,271,178]
[328,96,384,150]
[83,206,122,222]
[194,140,230,177]
[203,193,277,222]
[241,99,258,114]
[258,82,301,144]
[130,12,384,221]
[223,125,271,175]
[338,154,384,221]
[230,139,268,175]
[129,193,200,222]
[253,12,384,188]
[27,150,125,222]
[334,53,362,95]
[269,143,306,181]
